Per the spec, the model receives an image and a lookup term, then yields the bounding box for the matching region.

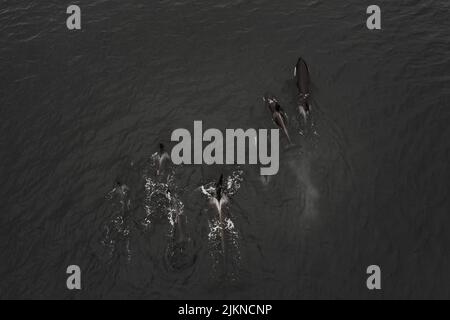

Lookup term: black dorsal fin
[216,174,224,201]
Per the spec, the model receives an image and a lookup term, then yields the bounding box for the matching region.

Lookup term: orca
[294,58,312,122]
[263,96,293,145]
[294,57,310,96]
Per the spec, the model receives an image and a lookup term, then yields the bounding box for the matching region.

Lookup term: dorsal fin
[217,174,223,188]
[215,174,224,201]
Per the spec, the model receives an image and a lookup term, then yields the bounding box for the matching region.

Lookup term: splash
[101,152,186,265]
[198,170,243,279]
[102,186,133,263]
[143,153,194,271]
[142,152,179,228]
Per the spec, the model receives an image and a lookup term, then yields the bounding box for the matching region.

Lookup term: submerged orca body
[263,96,293,145]
[166,210,196,271]
[294,58,312,121]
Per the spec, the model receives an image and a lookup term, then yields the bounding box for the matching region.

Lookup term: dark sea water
[0,0,449,299]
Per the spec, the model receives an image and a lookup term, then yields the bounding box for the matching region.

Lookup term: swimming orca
[294,58,312,121]
[170,212,189,255]
[165,194,194,271]
[264,96,293,145]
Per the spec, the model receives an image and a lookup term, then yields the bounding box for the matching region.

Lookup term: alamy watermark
[66,265,81,290]
[366,265,382,290]
[366,5,381,30]
[66,5,81,30]
[66,5,381,32]
[170,121,280,176]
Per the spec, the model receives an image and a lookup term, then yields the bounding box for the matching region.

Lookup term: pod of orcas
[265,57,311,144]
[158,58,309,189]
[113,57,312,266]
[152,55,312,188]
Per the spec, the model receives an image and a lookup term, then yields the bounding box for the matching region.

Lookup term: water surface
[0,0,449,299]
